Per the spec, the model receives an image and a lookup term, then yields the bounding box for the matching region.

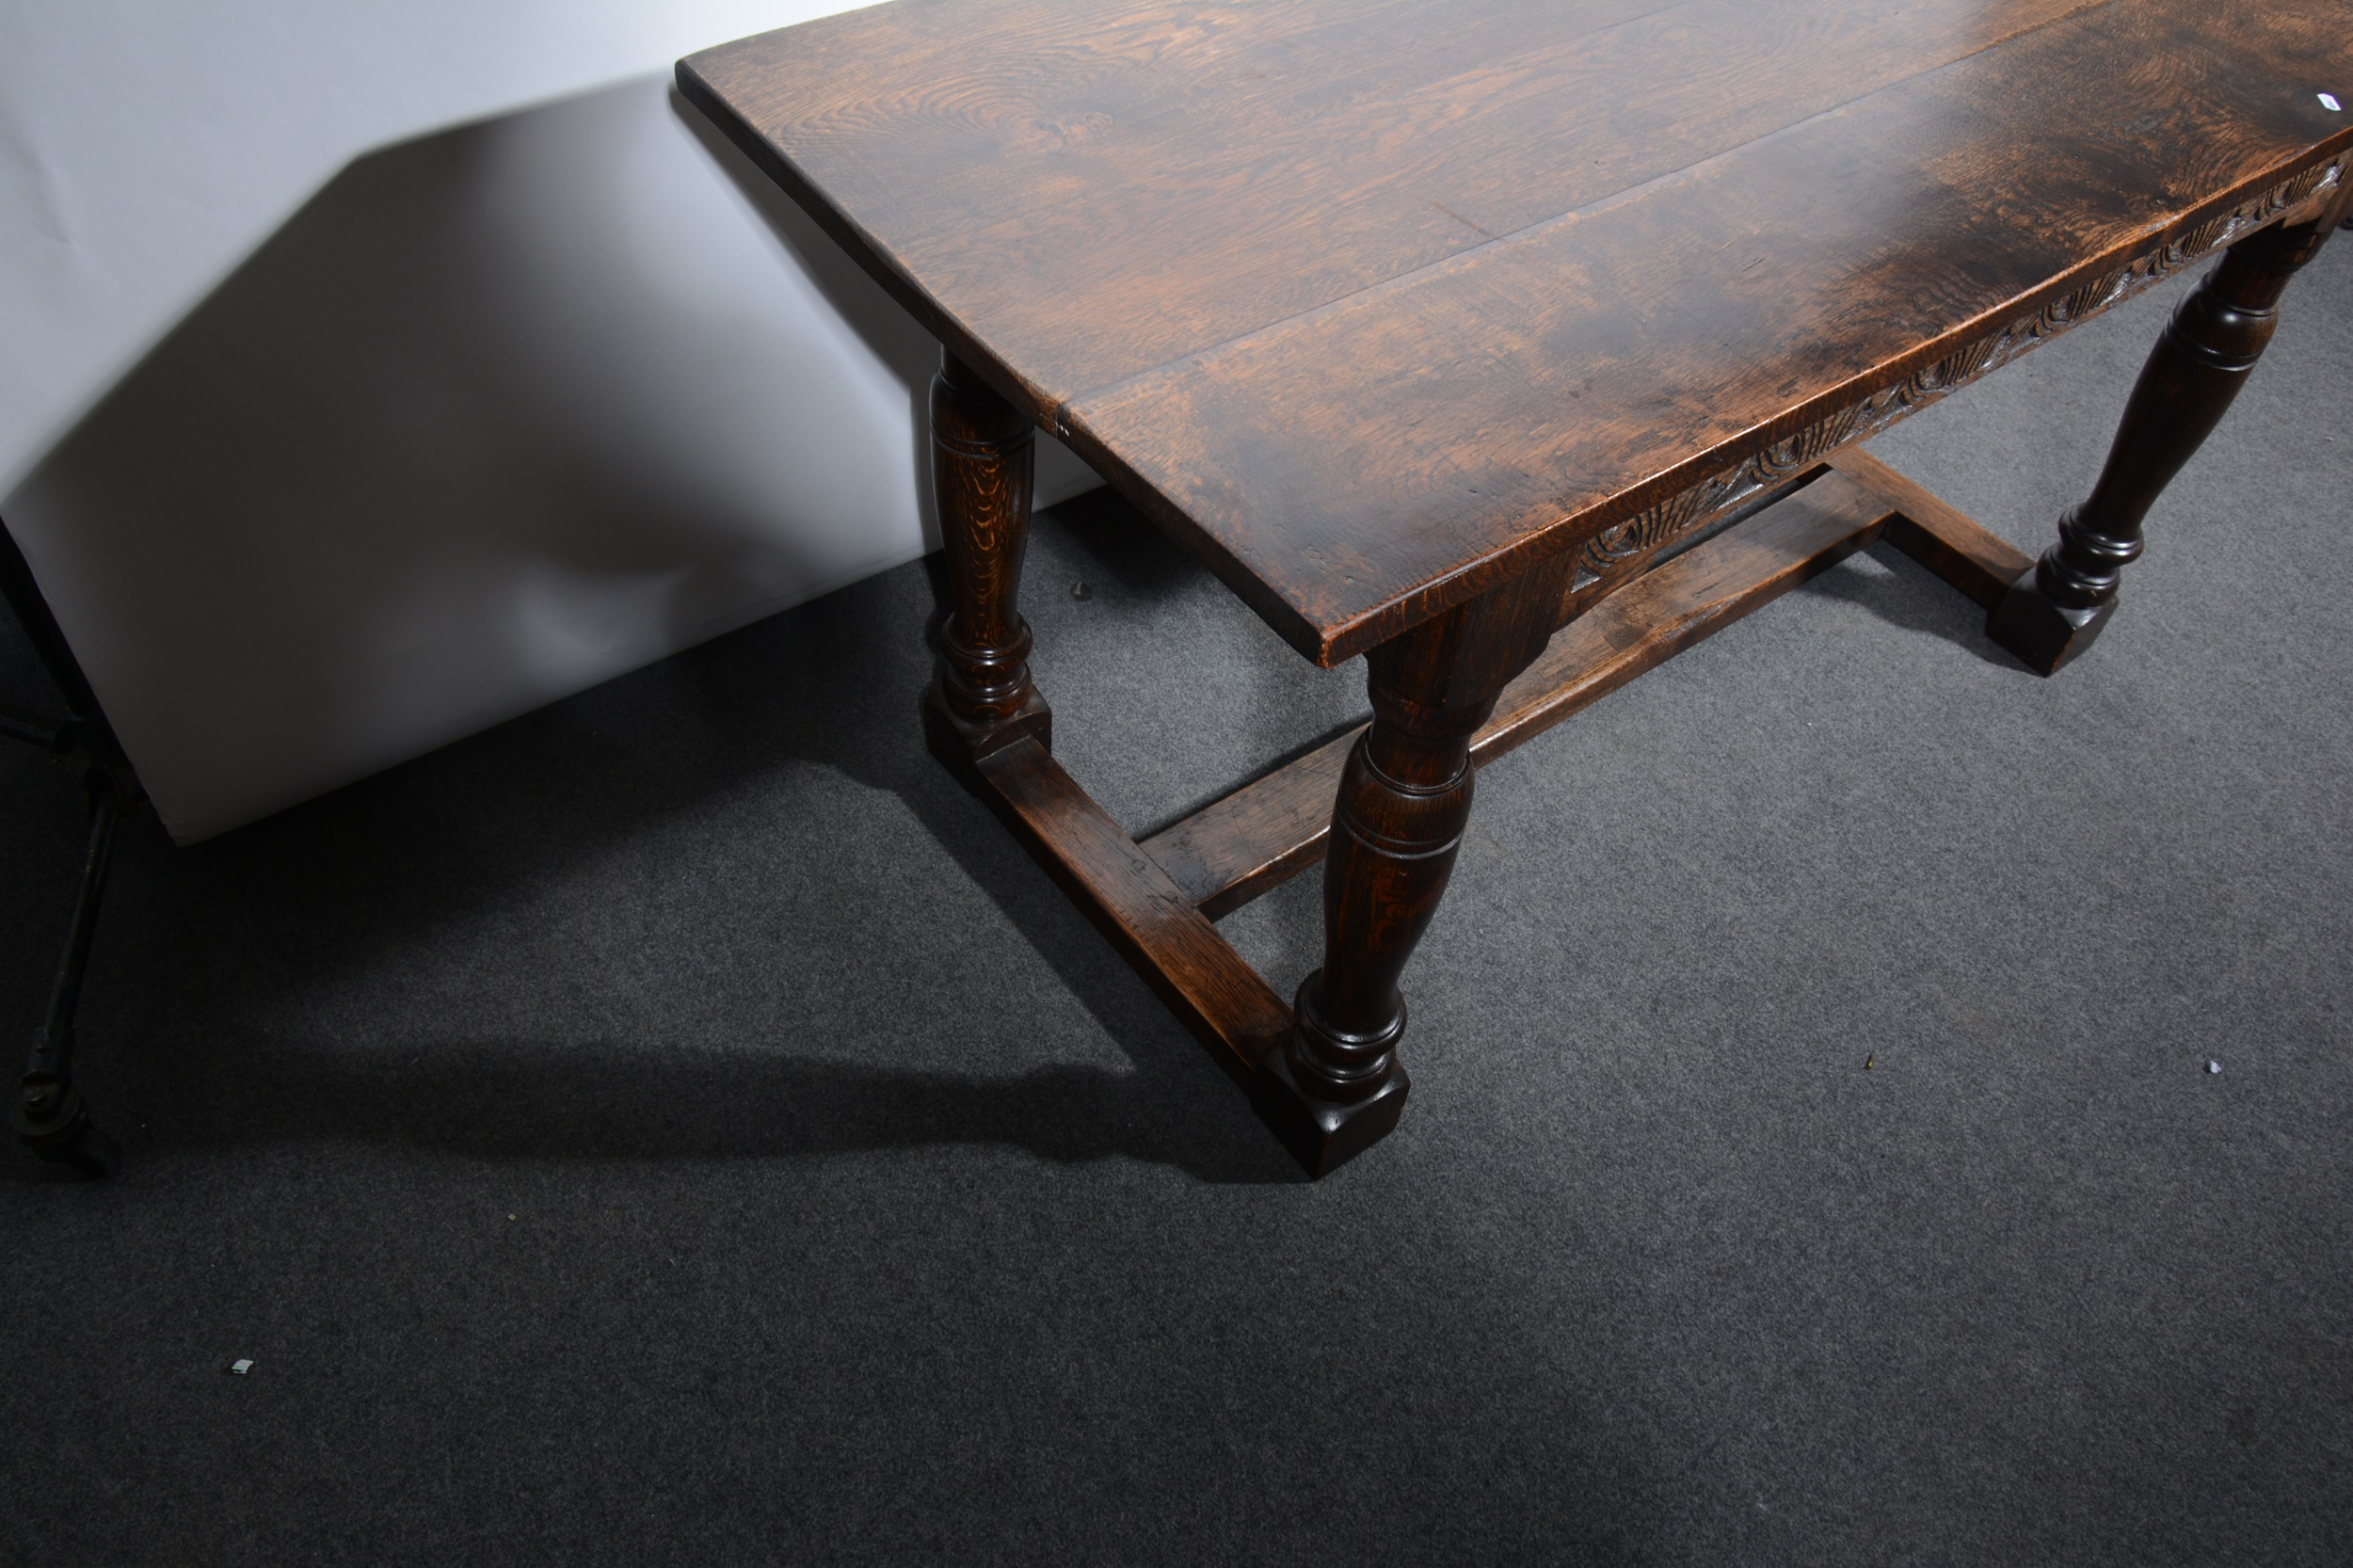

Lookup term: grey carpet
[3,238,2350,1566]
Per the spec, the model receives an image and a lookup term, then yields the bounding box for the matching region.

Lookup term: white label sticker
[2322,92,2344,112]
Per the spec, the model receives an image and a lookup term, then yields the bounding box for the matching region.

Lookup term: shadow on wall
[3,73,1096,845]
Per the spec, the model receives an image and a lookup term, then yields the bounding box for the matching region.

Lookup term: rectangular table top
[681,1,2353,665]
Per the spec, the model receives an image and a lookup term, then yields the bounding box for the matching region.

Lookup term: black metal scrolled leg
[3,515,134,1176]
[13,790,123,1176]
[0,705,64,751]
[1988,204,2342,674]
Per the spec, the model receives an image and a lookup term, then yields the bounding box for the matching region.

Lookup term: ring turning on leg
[924,349,1048,766]
[1257,556,1572,1175]
[1991,211,2339,674]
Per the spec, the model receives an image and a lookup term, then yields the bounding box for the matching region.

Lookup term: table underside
[937,448,2023,1168]
[679,0,2353,1175]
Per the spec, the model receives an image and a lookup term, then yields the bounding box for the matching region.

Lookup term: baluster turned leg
[1259,558,1571,1174]
[1990,209,2342,674]
[922,350,1050,766]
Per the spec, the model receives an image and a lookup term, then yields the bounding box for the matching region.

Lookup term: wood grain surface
[1143,465,1900,915]
[1830,448,2033,609]
[681,1,2353,663]
[973,737,1293,1080]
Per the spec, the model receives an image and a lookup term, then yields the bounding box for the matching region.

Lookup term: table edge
[680,51,2353,667]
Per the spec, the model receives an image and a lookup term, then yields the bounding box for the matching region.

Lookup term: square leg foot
[921,681,1052,778]
[1986,568,2115,676]
[1250,1049,1410,1178]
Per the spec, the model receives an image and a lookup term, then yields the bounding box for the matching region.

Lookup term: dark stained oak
[1143,728,1357,923]
[1990,193,2350,672]
[1266,552,1573,1169]
[969,738,1291,1087]
[1831,449,2034,612]
[680,2,2353,1174]
[918,454,2059,1172]
[1478,471,1898,755]
[1144,466,1902,917]
[682,0,2353,664]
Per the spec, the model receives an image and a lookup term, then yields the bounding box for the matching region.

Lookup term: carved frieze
[1564,156,2345,598]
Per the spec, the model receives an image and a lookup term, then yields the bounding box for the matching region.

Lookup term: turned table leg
[922,349,1050,765]
[1990,211,2340,674]
[1258,557,1572,1174]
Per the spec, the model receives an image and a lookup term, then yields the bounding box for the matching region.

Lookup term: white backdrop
[0,0,1098,840]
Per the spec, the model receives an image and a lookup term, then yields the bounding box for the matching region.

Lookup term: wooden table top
[681,1,2353,665]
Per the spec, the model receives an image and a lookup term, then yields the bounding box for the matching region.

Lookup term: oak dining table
[680,0,2353,1175]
